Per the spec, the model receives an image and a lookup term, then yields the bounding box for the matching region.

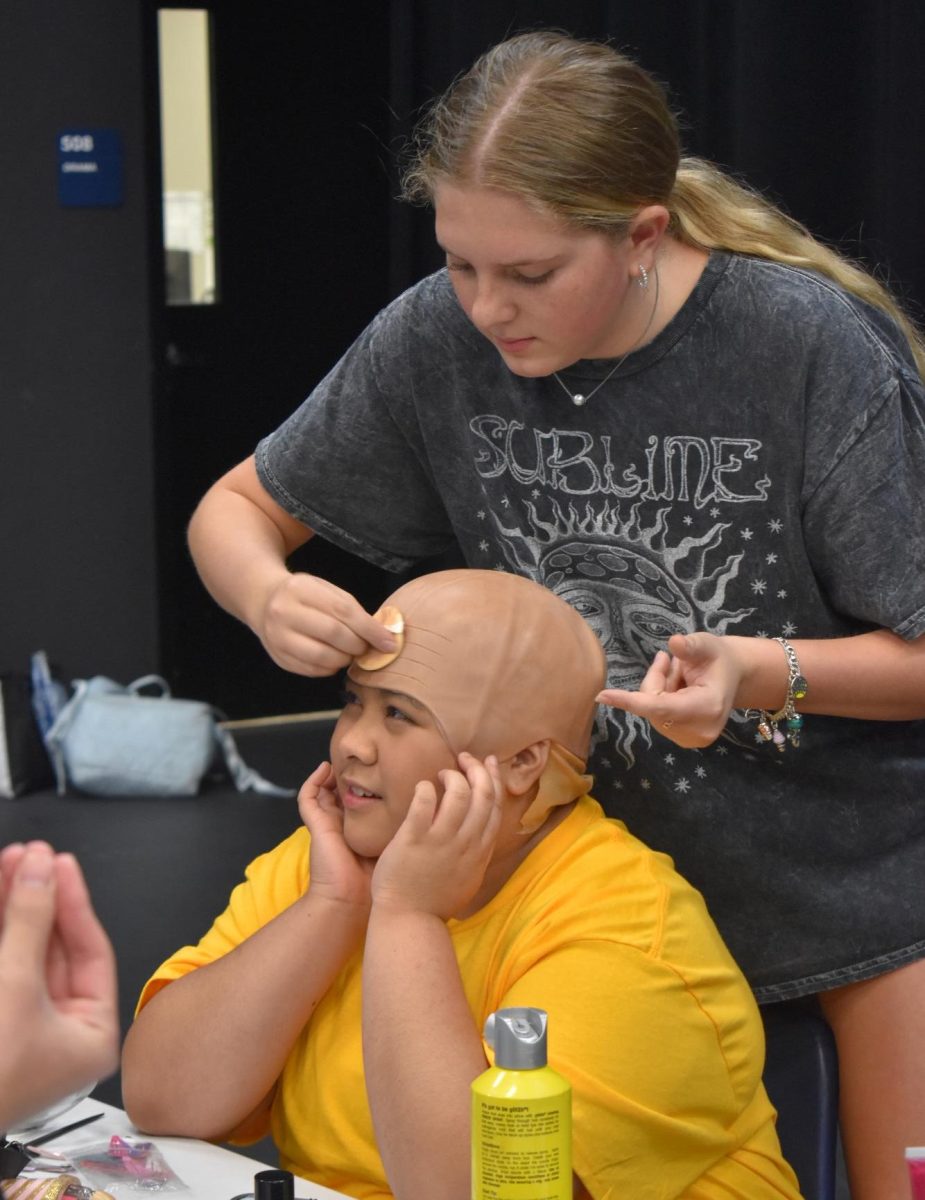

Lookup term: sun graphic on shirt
[492,498,756,767]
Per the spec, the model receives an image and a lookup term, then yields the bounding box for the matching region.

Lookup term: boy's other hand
[370,753,503,920]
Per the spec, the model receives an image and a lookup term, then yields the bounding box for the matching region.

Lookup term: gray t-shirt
[257,251,925,999]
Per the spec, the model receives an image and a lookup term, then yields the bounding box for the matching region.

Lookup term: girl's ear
[501,740,551,797]
[627,204,670,256]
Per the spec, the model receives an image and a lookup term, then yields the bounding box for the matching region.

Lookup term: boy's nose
[338,720,377,764]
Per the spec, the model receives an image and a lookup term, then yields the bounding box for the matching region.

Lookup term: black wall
[2,1,923,721]
[1,0,159,687]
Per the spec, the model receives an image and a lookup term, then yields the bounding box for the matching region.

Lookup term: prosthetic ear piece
[354,605,405,671]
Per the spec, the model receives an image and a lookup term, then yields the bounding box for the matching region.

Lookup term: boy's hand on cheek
[371,753,503,920]
[299,762,373,911]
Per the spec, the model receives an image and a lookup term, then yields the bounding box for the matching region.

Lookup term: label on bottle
[471,1068,571,1200]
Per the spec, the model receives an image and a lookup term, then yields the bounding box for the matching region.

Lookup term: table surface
[10,1096,352,1200]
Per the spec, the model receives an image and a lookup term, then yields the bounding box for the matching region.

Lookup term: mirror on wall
[157,8,218,305]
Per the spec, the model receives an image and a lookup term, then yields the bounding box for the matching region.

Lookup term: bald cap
[348,569,605,763]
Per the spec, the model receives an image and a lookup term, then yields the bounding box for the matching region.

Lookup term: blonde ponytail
[670,157,925,377]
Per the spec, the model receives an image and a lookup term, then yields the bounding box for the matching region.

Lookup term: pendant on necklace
[553,265,661,408]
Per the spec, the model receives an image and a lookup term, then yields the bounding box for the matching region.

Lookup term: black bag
[0,671,54,797]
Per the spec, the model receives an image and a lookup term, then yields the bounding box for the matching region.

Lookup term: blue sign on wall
[58,128,123,207]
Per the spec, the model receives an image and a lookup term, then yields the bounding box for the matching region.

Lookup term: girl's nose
[470,279,517,330]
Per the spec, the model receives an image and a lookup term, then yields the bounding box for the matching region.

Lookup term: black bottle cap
[254,1168,295,1200]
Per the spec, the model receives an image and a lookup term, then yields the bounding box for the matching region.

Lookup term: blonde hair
[403,30,925,378]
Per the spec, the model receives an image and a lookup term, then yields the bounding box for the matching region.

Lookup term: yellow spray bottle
[471,1007,572,1200]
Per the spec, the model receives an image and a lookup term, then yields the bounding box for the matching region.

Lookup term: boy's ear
[500,740,551,797]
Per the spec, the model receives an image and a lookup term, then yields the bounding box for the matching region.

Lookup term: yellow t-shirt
[137,797,802,1199]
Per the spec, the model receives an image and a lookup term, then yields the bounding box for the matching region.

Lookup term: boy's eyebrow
[380,688,429,712]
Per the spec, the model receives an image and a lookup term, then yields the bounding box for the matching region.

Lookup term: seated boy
[121,569,801,1200]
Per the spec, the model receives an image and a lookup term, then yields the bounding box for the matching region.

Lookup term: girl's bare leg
[818,956,925,1200]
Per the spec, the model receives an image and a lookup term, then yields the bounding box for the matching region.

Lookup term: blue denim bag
[45,674,293,798]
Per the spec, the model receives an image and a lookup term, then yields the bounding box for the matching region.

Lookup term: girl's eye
[513,270,553,286]
[445,261,552,286]
[385,704,414,724]
[340,688,360,708]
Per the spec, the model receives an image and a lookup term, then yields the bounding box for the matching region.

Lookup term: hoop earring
[637,264,649,290]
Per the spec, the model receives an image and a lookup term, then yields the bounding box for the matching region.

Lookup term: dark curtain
[386,0,925,319]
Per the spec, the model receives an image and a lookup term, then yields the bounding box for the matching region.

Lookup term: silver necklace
[551,266,660,407]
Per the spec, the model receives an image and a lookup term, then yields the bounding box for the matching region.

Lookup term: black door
[145,0,397,718]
